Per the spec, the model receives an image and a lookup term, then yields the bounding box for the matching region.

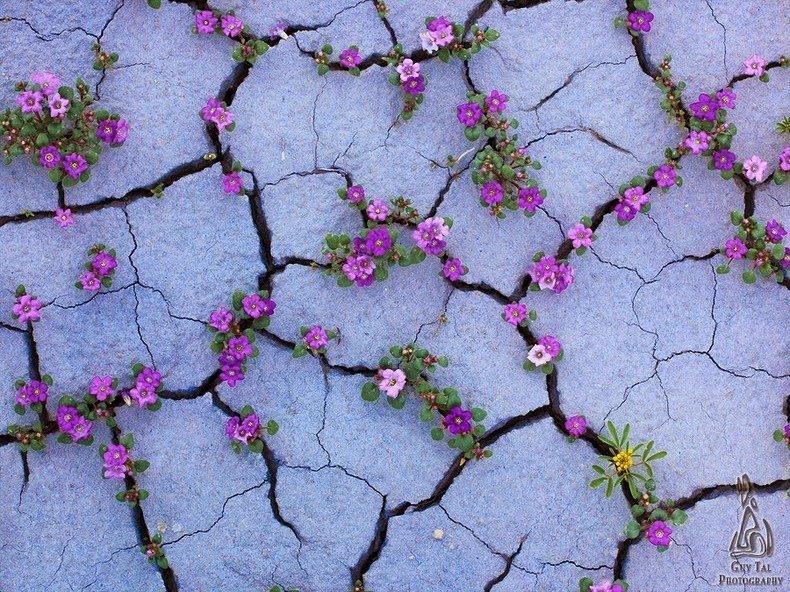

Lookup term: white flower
[419,31,438,54]
[527,344,550,366]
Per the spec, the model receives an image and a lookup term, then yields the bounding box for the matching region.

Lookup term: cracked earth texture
[0,0,788,591]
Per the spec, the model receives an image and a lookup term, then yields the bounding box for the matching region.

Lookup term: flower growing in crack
[725,237,746,259]
[523,333,563,374]
[340,47,362,69]
[765,219,787,243]
[200,97,235,132]
[89,376,115,402]
[195,10,218,34]
[684,130,710,155]
[743,154,768,182]
[209,306,233,332]
[293,324,340,357]
[365,227,392,257]
[412,216,450,255]
[442,406,472,435]
[646,520,672,547]
[54,207,74,228]
[582,579,625,592]
[743,54,766,77]
[16,90,43,114]
[403,75,425,96]
[396,58,420,82]
[716,87,736,109]
[502,302,528,327]
[527,254,574,294]
[12,289,42,324]
[378,368,407,398]
[225,404,278,453]
[347,185,365,203]
[627,10,653,33]
[526,344,549,366]
[442,258,466,281]
[518,187,543,213]
[484,89,507,113]
[75,244,117,291]
[713,148,737,171]
[63,153,88,179]
[57,405,93,442]
[103,444,130,480]
[565,415,586,439]
[481,180,504,204]
[39,146,62,169]
[568,223,593,249]
[653,164,676,187]
[228,336,253,360]
[242,293,275,319]
[304,325,328,349]
[456,102,483,127]
[221,14,244,37]
[79,272,100,291]
[366,198,389,221]
[91,252,117,276]
[689,93,719,121]
[31,72,60,96]
[47,92,69,118]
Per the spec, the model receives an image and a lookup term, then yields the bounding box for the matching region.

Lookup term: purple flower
[54,207,74,228]
[347,185,365,203]
[71,415,93,441]
[196,10,218,34]
[342,256,363,281]
[259,298,276,316]
[396,59,420,82]
[725,237,746,259]
[624,186,649,209]
[785,424,790,439]
[565,415,586,437]
[485,90,508,113]
[304,325,329,350]
[713,149,737,171]
[716,88,736,109]
[354,255,376,286]
[221,14,244,37]
[442,407,472,435]
[228,336,253,360]
[518,187,544,212]
[526,344,550,366]
[225,416,240,439]
[340,47,362,69]
[765,220,787,243]
[209,306,233,332]
[412,216,450,255]
[654,165,676,187]
[538,335,561,358]
[627,10,653,32]
[96,120,118,144]
[220,364,245,387]
[781,248,790,269]
[129,384,157,408]
[26,382,48,404]
[242,293,266,318]
[103,444,129,480]
[590,581,623,592]
[568,223,593,248]
[80,272,101,291]
[213,108,234,131]
[365,227,392,257]
[270,21,289,40]
[427,16,452,32]
[503,302,527,326]
[17,90,43,114]
[684,130,710,155]
[48,92,69,118]
[743,155,768,182]
[90,376,115,401]
[137,367,161,389]
[367,199,389,221]
[57,406,79,431]
[419,31,439,54]
[614,200,637,222]
[226,414,256,444]
[779,146,790,172]
[647,520,672,547]
[15,384,31,406]
[31,72,60,96]
[456,102,483,127]
[222,172,243,196]
[531,256,559,281]
[743,54,766,77]
[39,146,62,169]
[92,252,117,277]
[403,75,425,96]
[442,258,464,281]
[13,294,42,323]
[427,17,454,47]
[378,368,406,398]
[239,413,260,442]
[63,153,88,179]
[112,119,129,146]
[553,263,574,294]
[689,93,719,121]
[481,181,503,205]
[201,98,222,121]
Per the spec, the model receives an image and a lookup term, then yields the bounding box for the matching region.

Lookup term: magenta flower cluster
[293,325,340,357]
[129,366,161,409]
[225,404,279,454]
[57,404,93,442]
[222,160,245,195]
[200,97,235,132]
[11,285,42,324]
[75,244,118,292]
[208,290,276,386]
[525,335,563,374]
[193,9,270,64]
[527,253,574,294]
[3,73,127,187]
[718,212,788,284]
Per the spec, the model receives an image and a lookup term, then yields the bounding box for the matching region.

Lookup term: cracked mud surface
[1,1,788,591]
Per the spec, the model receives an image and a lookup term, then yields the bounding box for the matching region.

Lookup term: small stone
[433,529,444,540]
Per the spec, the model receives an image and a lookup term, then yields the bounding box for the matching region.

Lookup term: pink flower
[13,294,42,323]
[395,59,420,82]
[503,302,527,326]
[47,92,70,118]
[565,415,586,437]
[743,54,766,77]
[568,223,593,248]
[221,14,244,37]
[526,344,550,366]
[377,368,406,398]
[366,199,389,221]
[743,154,768,182]
[54,208,74,228]
[684,130,710,155]
[80,272,101,291]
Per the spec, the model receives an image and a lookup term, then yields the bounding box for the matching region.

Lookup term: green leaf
[389,345,403,358]
[120,433,134,450]
[267,419,279,436]
[455,434,474,452]
[671,509,688,525]
[607,421,620,447]
[14,404,26,416]
[157,557,169,569]
[579,577,594,592]
[387,393,406,410]
[419,407,434,422]
[134,459,150,473]
[540,362,554,374]
[147,0,161,7]
[715,264,730,274]
[625,520,641,539]
[431,427,444,441]
[240,404,255,417]
[464,126,481,142]
[605,478,615,498]
[292,345,308,358]
[589,477,607,489]
[471,408,486,422]
[248,439,264,454]
[631,504,645,518]
[361,382,380,402]
[317,64,329,76]
[437,355,448,368]
[116,491,127,502]
[336,275,353,288]
[147,399,162,412]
